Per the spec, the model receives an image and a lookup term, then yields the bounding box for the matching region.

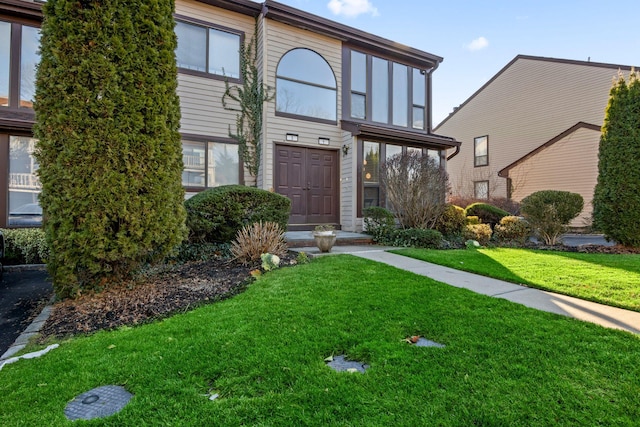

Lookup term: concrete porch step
[284,231,374,248]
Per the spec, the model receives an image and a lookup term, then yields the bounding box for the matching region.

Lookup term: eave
[341,120,460,150]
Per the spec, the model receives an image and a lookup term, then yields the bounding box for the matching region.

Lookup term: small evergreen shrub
[466,216,481,225]
[363,206,396,242]
[230,221,288,264]
[386,228,443,248]
[465,203,510,228]
[494,216,531,245]
[463,224,492,246]
[185,185,291,243]
[1,228,49,265]
[434,204,466,236]
[520,190,583,245]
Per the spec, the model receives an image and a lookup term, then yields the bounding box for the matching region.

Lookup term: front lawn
[1,255,639,426]
[393,248,640,312]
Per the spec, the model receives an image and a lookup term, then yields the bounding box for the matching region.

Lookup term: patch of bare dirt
[39,253,298,342]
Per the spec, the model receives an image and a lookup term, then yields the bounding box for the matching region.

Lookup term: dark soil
[39,253,298,342]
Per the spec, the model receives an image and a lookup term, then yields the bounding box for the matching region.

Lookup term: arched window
[276,48,337,122]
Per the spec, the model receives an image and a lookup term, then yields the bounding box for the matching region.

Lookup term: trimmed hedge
[465,203,510,228]
[494,216,531,245]
[463,224,492,246]
[185,185,291,243]
[520,190,583,245]
[435,204,466,236]
[34,0,186,298]
[1,228,49,265]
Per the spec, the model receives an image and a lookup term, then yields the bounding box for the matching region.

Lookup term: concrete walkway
[291,245,640,335]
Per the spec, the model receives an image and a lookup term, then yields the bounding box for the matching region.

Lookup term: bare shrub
[381,151,449,229]
[230,221,288,264]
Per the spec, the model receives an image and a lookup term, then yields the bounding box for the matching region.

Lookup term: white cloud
[465,36,489,52]
[327,0,379,17]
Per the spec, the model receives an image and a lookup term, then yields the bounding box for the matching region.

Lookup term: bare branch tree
[381,151,449,229]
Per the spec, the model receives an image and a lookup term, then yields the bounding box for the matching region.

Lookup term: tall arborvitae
[592,70,640,247]
[34,0,186,298]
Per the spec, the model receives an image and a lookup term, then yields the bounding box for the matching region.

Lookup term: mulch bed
[39,253,298,342]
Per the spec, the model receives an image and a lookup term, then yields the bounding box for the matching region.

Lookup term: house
[435,55,638,227]
[0,0,459,231]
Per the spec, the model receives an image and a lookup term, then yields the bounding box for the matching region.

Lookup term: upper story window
[1,20,40,109]
[474,135,488,167]
[348,49,427,130]
[276,48,337,123]
[175,19,241,80]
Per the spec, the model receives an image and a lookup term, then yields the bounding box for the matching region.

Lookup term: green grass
[393,248,640,312]
[2,255,640,426]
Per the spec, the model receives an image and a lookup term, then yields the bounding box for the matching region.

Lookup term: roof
[435,55,639,131]
[498,121,601,178]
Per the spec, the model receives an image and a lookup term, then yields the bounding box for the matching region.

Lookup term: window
[412,69,426,129]
[350,51,366,119]
[9,136,41,226]
[348,49,427,130]
[474,181,489,199]
[360,141,440,214]
[362,141,380,208]
[474,135,488,167]
[182,140,240,188]
[20,25,40,108]
[276,48,337,122]
[0,20,40,109]
[175,20,241,79]
[1,21,10,107]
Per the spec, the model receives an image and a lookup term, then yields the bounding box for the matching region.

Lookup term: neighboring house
[0,0,459,231]
[435,55,638,227]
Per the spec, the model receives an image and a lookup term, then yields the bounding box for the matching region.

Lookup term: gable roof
[435,55,638,131]
[498,121,601,178]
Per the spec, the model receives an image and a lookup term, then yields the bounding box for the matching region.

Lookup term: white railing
[183,154,205,169]
[9,173,41,190]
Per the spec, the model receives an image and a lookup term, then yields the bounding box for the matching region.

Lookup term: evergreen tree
[34,0,186,298]
[592,70,640,247]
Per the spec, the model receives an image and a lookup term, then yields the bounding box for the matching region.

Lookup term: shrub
[230,221,288,264]
[381,151,448,229]
[386,228,443,249]
[463,224,492,246]
[34,0,186,298]
[464,203,510,228]
[494,216,531,245]
[434,204,466,236]
[520,190,584,245]
[363,206,396,242]
[449,196,521,216]
[466,216,481,225]
[593,70,640,247]
[185,185,291,243]
[1,228,49,264]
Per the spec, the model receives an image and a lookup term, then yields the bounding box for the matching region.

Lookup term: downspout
[446,145,460,161]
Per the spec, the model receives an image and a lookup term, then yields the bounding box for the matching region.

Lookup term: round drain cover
[64,385,133,421]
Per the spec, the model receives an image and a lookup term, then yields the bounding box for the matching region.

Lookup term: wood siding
[508,126,600,227]
[436,57,628,220]
[174,1,255,137]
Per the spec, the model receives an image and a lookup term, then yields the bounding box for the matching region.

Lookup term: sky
[255,0,640,125]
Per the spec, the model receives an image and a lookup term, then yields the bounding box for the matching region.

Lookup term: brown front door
[275,144,338,226]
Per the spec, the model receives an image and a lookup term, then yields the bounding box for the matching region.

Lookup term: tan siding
[340,133,356,230]
[438,57,623,211]
[509,127,600,227]
[175,0,255,138]
[261,19,343,192]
